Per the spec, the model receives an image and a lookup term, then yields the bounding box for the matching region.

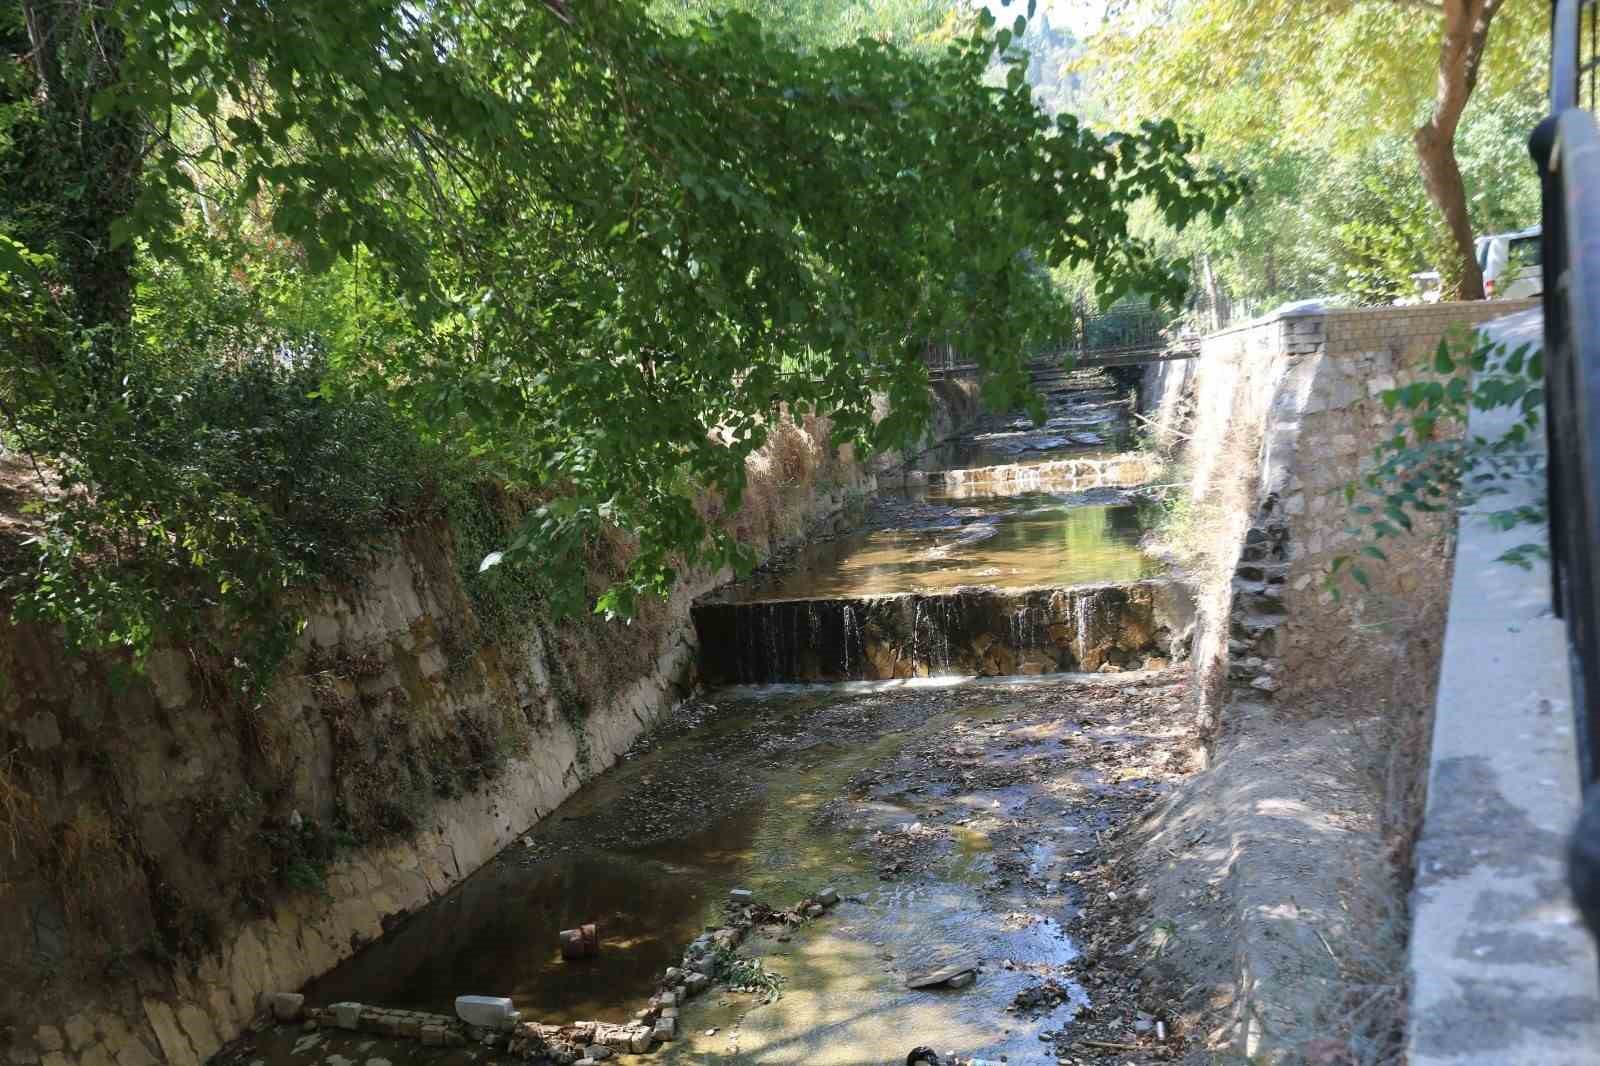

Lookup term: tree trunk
[1413,0,1502,301]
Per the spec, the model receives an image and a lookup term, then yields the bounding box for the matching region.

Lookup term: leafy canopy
[2,0,1238,662]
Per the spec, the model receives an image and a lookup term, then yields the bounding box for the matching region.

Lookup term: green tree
[0,0,1238,666]
[1085,0,1545,299]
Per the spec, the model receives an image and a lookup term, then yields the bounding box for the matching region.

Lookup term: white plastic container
[455,994,521,1030]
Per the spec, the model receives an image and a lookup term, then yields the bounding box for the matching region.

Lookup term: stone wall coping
[1406,307,1600,1065]
[1203,298,1541,346]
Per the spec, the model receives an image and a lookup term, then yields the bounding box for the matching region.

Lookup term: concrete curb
[1406,308,1600,1065]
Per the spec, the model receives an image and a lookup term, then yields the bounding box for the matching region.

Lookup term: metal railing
[1535,0,1600,781]
[919,311,1199,378]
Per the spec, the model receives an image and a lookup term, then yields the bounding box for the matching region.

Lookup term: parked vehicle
[1405,270,1443,304]
[1475,225,1543,299]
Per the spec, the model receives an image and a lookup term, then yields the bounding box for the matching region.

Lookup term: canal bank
[202,369,1205,1065]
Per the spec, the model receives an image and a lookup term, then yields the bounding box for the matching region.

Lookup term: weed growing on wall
[5,353,452,693]
[1329,330,1545,596]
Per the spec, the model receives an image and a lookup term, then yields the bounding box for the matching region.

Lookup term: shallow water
[710,495,1163,602]
[299,695,936,1023]
[905,382,1132,473]
[223,373,1159,1066]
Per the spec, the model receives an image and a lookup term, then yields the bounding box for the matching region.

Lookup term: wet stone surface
[217,370,1201,1066]
[219,671,1197,1066]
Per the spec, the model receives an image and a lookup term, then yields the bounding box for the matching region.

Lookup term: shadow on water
[303,821,760,1020]
[300,703,929,1023]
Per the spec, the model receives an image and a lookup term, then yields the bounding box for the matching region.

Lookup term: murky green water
[301,696,933,1022]
[713,495,1163,602]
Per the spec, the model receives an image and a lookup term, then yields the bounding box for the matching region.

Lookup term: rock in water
[905,960,979,989]
[267,992,305,1022]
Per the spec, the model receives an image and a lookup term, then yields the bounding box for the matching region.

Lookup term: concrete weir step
[692,579,1194,685]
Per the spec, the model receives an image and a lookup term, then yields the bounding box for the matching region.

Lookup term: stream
[216,369,1196,1066]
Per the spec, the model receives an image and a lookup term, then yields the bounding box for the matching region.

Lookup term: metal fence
[919,310,1198,377]
[1536,0,1600,781]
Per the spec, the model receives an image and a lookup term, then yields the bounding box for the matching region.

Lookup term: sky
[980,0,1109,38]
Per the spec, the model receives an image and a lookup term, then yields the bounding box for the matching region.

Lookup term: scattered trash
[559,923,600,959]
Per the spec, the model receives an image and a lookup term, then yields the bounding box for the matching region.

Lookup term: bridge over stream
[923,309,1200,379]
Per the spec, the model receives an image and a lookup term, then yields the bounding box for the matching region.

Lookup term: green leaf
[1433,340,1454,375]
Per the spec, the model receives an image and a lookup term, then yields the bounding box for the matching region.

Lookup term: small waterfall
[766,603,782,683]
[1011,604,1030,650]
[842,604,856,677]
[911,600,925,673]
[936,598,953,673]
[1075,591,1094,664]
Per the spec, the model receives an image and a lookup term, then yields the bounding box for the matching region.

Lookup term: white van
[1476,226,1543,299]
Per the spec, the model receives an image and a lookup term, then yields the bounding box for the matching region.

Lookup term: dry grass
[1265,596,1448,1066]
[0,747,44,860]
[51,803,139,937]
[1151,415,1265,740]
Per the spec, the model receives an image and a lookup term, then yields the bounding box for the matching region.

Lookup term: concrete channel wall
[1405,309,1600,1065]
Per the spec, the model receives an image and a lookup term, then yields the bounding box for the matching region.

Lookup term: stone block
[816,888,840,907]
[456,996,520,1031]
[333,1003,362,1031]
[628,1028,655,1054]
[420,1025,445,1047]
[265,992,305,1023]
[653,1018,677,1042]
[584,1046,613,1061]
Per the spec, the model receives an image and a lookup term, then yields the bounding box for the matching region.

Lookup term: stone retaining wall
[1137,298,1541,1063]
[1146,299,1538,734]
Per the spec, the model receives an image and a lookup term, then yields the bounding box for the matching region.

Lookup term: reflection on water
[716,496,1162,602]
[301,845,750,1020]
[300,712,913,1022]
